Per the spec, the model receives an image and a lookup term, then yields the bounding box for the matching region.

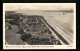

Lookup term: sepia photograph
[3,3,76,49]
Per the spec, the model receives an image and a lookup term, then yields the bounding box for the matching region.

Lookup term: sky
[3,3,75,11]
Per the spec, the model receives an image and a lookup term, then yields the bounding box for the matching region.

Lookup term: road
[40,18,67,45]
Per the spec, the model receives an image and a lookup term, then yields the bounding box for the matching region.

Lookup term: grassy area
[5,22,25,45]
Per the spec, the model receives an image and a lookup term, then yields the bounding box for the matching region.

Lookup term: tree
[20,33,31,42]
[8,25,12,30]
[17,29,24,34]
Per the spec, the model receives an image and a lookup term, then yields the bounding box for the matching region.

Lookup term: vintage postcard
[3,3,76,49]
